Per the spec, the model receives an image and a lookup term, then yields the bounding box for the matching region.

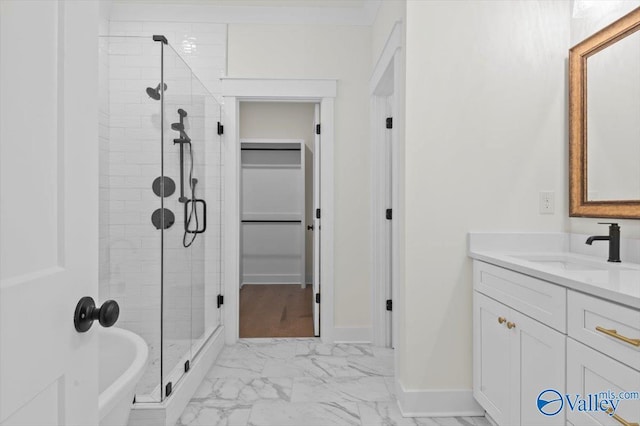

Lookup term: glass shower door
[160,42,223,398]
[161,44,195,397]
[98,35,163,403]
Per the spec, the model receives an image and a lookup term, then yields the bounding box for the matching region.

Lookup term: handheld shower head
[178,108,187,118]
[145,83,167,100]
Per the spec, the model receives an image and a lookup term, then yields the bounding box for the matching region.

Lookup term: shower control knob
[73,297,120,333]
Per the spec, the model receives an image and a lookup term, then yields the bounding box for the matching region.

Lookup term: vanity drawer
[568,290,640,371]
[473,261,566,332]
[567,338,640,426]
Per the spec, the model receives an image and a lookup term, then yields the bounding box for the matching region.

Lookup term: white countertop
[468,233,640,310]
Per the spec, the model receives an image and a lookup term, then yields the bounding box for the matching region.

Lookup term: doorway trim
[221,78,337,344]
[371,22,403,347]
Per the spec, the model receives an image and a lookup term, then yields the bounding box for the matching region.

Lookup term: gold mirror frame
[569,7,640,219]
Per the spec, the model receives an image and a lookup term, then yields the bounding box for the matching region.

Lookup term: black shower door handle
[184,199,206,234]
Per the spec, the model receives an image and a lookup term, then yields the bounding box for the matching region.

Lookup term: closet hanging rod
[241,220,302,223]
[241,148,301,151]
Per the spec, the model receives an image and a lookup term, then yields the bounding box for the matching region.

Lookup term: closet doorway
[238,102,320,338]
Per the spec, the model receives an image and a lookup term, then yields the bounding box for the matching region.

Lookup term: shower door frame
[220,78,336,344]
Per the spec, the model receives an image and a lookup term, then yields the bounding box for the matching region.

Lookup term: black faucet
[586,222,621,263]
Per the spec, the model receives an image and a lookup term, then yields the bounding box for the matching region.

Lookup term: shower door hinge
[386,209,392,220]
[316,124,321,135]
[217,122,224,135]
[217,294,224,308]
[386,299,392,311]
[184,360,190,373]
[316,293,320,304]
[165,382,173,397]
[386,117,393,129]
[316,209,321,219]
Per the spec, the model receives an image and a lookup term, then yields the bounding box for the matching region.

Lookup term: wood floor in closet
[239,284,314,338]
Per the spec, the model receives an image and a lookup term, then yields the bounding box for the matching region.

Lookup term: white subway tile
[110,188,142,201]
[109,164,142,177]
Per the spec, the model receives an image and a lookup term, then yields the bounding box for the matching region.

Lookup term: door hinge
[386,117,393,129]
[386,299,392,311]
[316,208,321,219]
[217,294,224,308]
[165,382,173,397]
[386,209,392,220]
[184,360,190,373]
[217,122,224,135]
[316,124,321,135]
[316,293,320,304]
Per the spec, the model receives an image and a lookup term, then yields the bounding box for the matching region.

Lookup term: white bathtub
[99,327,149,426]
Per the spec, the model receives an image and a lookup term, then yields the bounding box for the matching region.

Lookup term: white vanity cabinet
[473,261,566,425]
[473,257,640,426]
[566,290,640,426]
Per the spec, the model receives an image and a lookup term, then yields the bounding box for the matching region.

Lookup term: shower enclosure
[98,35,223,403]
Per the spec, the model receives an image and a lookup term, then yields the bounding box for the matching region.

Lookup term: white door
[0,2,99,425]
[473,292,511,426]
[509,308,565,425]
[312,105,321,336]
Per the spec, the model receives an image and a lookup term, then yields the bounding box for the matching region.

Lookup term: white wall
[371,0,405,66]
[240,102,316,283]
[568,0,640,240]
[228,24,373,329]
[401,0,569,393]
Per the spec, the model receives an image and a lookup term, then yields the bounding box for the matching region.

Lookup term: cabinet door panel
[510,309,566,425]
[474,292,511,425]
[567,338,640,426]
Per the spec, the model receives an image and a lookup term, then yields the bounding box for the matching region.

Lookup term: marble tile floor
[177,339,489,426]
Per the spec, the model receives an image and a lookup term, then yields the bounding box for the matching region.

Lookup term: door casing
[220,78,336,344]
[371,22,403,349]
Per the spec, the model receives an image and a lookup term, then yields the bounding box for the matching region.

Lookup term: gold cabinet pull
[595,326,640,347]
[507,321,516,329]
[498,317,506,324]
[606,407,639,426]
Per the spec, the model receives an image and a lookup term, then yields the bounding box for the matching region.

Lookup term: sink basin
[510,254,611,271]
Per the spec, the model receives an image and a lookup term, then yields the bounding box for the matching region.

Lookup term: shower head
[178,108,187,118]
[145,83,167,100]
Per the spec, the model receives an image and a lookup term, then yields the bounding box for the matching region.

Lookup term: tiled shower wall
[108,21,226,97]
[98,22,226,398]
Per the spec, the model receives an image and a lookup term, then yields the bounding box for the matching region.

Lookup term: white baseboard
[129,326,225,426]
[395,380,484,417]
[332,326,372,343]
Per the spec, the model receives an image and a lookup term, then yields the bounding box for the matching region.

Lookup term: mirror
[569,7,640,218]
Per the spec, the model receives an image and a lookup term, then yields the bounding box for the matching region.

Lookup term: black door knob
[74,297,120,333]
[307,225,314,230]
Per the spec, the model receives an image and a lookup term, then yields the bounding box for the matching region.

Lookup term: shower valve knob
[74,297,120,333]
